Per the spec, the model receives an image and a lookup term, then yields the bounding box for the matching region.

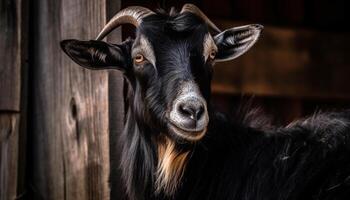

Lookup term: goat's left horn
[180,4,221,33]
[96,6,154,40]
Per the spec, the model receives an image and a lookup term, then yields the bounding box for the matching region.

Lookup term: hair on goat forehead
[139,10,208,37]
[135,11,210,72]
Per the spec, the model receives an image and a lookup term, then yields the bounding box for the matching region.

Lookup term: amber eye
[209,49,216,60]
[134,54,145,64]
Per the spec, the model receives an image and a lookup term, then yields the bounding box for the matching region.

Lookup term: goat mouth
[168,122,207,142]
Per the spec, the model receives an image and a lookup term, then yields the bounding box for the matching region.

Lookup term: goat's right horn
[180,4,221,33]
[96,6,154,40]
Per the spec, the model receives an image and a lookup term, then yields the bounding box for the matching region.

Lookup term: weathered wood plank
[105,1,126,199]
[0,0,21,111]
[0,1,25,199]
[0,113,20,200]
[16,0,29,196]
[212,20,350,99]
[30,0,111,199]
[108,70,125,200]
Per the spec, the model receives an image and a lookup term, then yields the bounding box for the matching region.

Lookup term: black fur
[61,8,350,200]
[120,12,350,200]
[175,111,350,200]
[119,12,214,199]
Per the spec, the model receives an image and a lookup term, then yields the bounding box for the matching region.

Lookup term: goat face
[60,4,263,143]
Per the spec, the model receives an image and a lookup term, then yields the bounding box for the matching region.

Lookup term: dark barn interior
[0,0,349,199]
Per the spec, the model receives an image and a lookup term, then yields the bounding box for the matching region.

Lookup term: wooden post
[106,0,126,199]
[29,0,116,199]
[0,1,21,111]
[0,114,20,200]
[0,0,23,199]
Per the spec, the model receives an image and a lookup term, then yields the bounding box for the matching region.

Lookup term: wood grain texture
[108,70,125,200]
[106,1,126,199]
[0,114,19,200]
[0,1,24,199]
[212,20,350,99]
[30,0,110,199]
[0,0,21,111]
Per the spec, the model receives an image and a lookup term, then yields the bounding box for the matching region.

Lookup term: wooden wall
[0,0,26,199]
[30,0,110,199]
[0,0,124,199]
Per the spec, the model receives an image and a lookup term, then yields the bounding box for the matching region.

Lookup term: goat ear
[214,24,263,62]
[60,39,131,71]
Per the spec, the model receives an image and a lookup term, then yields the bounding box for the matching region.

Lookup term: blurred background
[1,0,349,199]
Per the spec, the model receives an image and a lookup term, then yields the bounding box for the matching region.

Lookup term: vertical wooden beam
[0,0,23,199]
[0,114,20,200]
[30,0,111,199]
[0,0,21,112]
[105,0,126,199]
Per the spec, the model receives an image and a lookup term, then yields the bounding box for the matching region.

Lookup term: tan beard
[155,136,190,196]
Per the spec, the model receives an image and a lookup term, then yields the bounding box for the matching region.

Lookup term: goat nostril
[178,103,205,121]
[179,104,194,118]
[196,106,204,120]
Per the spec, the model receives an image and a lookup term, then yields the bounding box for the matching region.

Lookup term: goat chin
[167,123,207,142]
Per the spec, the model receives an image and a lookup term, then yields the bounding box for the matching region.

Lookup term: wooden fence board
[0,0,24,199]
[108,70,125,200]
[0,114,19,200]
[30,0,111,199]
[212,20,350,99]
[105,1,126,199]
[0,0,21,111]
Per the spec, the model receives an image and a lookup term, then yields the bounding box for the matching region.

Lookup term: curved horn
[180,4,221,33]
[96,6,154,40]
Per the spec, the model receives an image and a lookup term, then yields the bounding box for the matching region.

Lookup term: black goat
[60,4,350,200]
